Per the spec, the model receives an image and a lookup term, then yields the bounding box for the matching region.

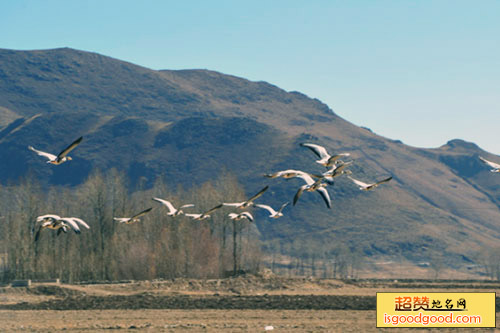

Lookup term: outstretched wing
[180,204,195,209]
[278,202,289,213]
[36,214,61,222]
[184,213,201,219]
[69,217,90,229]
[131,207,153,220]
[293,186,306,206]
[317,187,332,209]
[202,204,224,216]
[152,197,176,213]
[222,202,244,207]
[479,156,500,170]
[300,143,329,159]
[264,169,306,179]
[375,176,393,186]
[57,136,83,158]
[296,172,315,186]
[255,204,276,215]
[59,218,81,234]
[246,185,269,203]
[34,225,43,242]
[28,146,57,161]
[241,212,254,222]
[347,176,370,189]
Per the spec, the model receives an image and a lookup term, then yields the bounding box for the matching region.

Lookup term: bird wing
[264,169,303,178]
[34,225,43,242]
[331,161,352,175]
[317,187,332,209]
[152,197,176,213]
[228,213,238,219]
[59,218,81,233]
[301,143,329,159]
[241,212,254,222]
[28,146,57,161]
[57,136,83,158]
[223,202,244,207]
[479,156,500,169]
[327,153,351,165]
[131,207,153,220]
[184,213,201,219]
[293,185,306,206]
[202,204,223,216]
[347,176,370,189]
[69,217,90,229]
[255,204,276,215]
[375,176,393,186]
[180,204,195,209]
[113,217,130,223]
[36,214,61,222]
[278,202,289,213]
[246,185,269,204]
[296,172,315,185]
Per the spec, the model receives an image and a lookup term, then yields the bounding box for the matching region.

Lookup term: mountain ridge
[0,47,499,277]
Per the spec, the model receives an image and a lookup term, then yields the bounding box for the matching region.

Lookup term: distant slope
[0,48,499,276]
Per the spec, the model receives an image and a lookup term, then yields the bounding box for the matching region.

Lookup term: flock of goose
[29,134,500,242]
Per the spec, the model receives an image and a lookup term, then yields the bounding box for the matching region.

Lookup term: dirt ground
[0,275,499,332]
[1,309,498,332]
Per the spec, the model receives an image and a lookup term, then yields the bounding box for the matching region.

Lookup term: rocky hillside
[1,48,499,276]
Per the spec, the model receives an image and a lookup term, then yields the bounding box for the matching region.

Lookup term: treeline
[0,170,262,283]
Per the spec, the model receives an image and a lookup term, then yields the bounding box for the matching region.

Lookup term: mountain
[1,48,499,277]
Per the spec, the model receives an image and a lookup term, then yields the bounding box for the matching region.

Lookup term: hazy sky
[1,1,499,154]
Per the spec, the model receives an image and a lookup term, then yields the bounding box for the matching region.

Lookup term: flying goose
[479,156,500,172]
[312,161,353,184]
[264,169,309,179]
[347,175,392,191]
[33,214,67,241]
[152,197,194,216]
[223,185,269,209]
[113,207,153,224]
[185,204,223,220]
[255,202,289,219]
[228,211,254,222]
[29,136,83,165]
[300,143,350,168]
[293,173,331,209]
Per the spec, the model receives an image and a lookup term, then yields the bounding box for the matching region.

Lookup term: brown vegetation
[0,170,262,283]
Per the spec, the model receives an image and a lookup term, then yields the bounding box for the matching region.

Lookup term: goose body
[29,136,83,165]
[293,173,331,209]
[300,143,350,168]
[114,207,153,224]
[185,204,223,220]
[255,202,289,218]
[152,197,194,216]
[348,176,392,191]
[223,185,269,209]
[34,219,69,241]
[479,156,500,172]
[228,211,254,222]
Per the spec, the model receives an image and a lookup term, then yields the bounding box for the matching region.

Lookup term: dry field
[0,275,499,332]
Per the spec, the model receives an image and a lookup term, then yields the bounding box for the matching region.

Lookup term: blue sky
[1,1,499,154]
